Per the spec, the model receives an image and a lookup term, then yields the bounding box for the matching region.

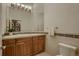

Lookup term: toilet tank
[59,43,77,56]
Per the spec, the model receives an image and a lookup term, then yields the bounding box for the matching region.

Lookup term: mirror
[6,3,32,33]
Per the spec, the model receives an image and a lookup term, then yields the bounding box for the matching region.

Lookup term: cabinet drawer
[38,35,46,39]
[15,37,32,43]
[2,39,15,46]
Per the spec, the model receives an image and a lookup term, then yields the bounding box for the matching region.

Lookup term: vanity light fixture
[9,3,32,12]
[10,3,32,12]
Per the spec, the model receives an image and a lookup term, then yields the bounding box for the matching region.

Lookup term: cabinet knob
[0,45,6,50]
[2,46,6,49]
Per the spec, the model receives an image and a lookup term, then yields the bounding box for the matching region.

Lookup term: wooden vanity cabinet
[2,39,15,56]
[2,35,46,56]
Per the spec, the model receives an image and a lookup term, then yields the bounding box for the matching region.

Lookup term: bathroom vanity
[2,34,46,56]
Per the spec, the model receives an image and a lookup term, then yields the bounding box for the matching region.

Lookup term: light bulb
[24,6,28,10]
[21,4,25,8]
[25,6,28,9]
[28,6,32,10]
[16,3,21,8]
[17,3,21,6]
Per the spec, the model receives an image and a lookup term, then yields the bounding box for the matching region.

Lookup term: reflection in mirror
[6,19,21,32]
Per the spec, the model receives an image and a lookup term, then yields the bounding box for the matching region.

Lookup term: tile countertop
[2,34,46,40]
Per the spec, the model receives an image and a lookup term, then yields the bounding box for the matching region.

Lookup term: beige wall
[32,3,44,31]
[44,3,79,55]
[1,4,7,34]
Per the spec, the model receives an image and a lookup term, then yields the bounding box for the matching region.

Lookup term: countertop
[2,34,46,40]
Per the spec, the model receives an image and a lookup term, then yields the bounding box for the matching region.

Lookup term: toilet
[58,43,77,56]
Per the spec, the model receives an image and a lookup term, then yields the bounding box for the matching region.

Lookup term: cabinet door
[15,42,25,56]
[32,36,39,55]
[2,39,15,56]
[24,37,32,56]
[33,35,46,55]
[15,37,33,56]
[38,35,45,52]
[2,45,15,56]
